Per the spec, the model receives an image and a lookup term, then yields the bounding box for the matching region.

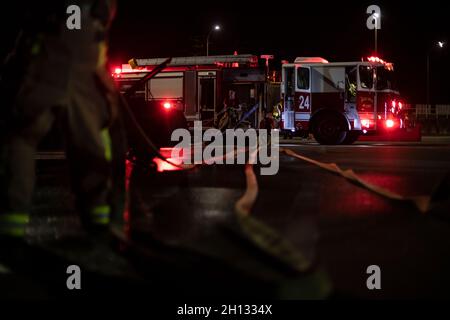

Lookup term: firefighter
[0,0,125,241]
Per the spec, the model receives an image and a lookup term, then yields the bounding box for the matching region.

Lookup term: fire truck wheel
[312,113,347,145]
[342,131,361,145]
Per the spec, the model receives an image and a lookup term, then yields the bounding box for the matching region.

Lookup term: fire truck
[280,56,416,144]
[113,54,266,131]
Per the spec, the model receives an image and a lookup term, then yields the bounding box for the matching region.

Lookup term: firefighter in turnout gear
[0,0,126,239]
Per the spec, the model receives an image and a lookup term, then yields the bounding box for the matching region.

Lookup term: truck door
[282,65,295,130]
[295,66,311,127]
[345,66,360,130]
[198,71,217,126]
[357,65,376,130]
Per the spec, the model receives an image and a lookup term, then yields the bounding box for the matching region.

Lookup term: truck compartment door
[282,66,295,130]
[198,71,217,125]
[184,70,197,119]
[310,66,345,111]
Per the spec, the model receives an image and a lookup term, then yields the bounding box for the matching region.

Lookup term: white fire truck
[280,56,416,144]
[113,54,266,130]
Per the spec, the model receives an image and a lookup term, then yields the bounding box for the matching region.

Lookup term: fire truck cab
[281,57,407,144]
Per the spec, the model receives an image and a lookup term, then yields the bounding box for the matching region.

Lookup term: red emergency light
[163,101,172,110]
[361,119,371,128]
[112,65,150,76]
[367,56,385,64]
[294,57,329,64]
[367,56,394,70]
[391,100,397,114]
[111,67,122,78]
[389,99,405,115]
[385,119,395,128]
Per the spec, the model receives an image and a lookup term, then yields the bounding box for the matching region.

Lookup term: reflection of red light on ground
[159,147,183,159]
[386,119,395,128]
[153,147,185,172]
[153,158,183,172]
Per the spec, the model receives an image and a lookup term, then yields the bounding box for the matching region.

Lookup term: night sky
[1,1,449,104]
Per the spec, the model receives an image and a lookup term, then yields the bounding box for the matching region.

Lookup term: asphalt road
[276,137,450,298]
[1,137,450,299]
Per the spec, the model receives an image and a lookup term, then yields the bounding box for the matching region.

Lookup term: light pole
[206,25,221,56]
[366,5,381,55]
[427,41,445,107]
[373,13,379,55]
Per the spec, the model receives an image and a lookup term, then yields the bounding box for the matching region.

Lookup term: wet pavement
[1,137,450,299]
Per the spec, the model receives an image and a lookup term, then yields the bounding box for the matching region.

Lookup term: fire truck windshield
[358,65,398,91]
[359,66,374,90]
[376,67,398,91]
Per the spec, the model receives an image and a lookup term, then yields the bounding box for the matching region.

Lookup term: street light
[427,41,445,107]
[206,25,221,56]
